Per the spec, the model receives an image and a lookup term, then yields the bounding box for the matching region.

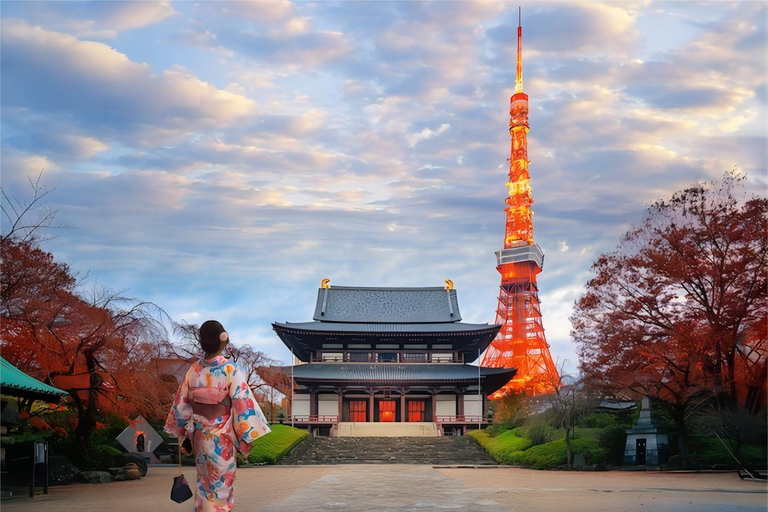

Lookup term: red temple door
[407,400,426,422]
[379,400,396,422]
[350,400,367,422]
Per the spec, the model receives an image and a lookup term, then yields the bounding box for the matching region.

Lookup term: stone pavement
[2,465,766,512]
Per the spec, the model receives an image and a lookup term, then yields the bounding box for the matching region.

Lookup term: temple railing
[288,415,338,423]
[435,415,490,423]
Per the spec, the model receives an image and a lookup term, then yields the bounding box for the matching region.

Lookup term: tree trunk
[565,429,573,469]
[670,405,690,469]
[73,349,98,449]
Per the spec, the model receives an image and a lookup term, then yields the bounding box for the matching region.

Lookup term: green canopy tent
[0,357,67,402]
[1,357,67,497]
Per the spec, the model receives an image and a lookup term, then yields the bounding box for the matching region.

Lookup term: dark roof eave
[272,322,500,335]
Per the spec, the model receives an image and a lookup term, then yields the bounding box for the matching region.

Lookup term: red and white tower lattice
[482,10,560,396]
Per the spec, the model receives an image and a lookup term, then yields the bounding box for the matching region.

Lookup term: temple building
[272,281,516,435]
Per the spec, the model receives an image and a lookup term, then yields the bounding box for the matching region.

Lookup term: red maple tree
[572,172,768,459]
[1,179,175,447]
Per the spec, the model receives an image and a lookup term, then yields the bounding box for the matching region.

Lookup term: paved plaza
[3,465,766,512]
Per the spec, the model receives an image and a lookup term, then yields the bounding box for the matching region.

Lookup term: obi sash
[188,386,231,420]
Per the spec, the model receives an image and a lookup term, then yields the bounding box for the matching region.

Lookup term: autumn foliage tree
[1,179,174,450]
[571,172,768,459]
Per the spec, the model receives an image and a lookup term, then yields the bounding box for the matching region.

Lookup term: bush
[525,422,555,446]
[469,428,531,464]
[598,425,627,466]
[581,412,622,429]
[690,437,768,468]
[484,424,511,437]
[518,438,607,469]
[246,424,308,464]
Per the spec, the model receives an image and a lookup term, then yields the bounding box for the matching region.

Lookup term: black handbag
[171,442,193,503]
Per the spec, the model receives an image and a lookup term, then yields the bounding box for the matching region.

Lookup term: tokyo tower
[482,9,560,396]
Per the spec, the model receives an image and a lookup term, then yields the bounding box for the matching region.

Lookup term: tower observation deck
[481,10,560,396]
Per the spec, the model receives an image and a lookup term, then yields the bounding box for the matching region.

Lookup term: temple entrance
[378,400,397,422]
[349,400,367,422]
[636,439,646,465]
[407,400,426,422]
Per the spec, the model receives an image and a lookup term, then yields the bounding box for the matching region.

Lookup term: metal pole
[571,386,575,440]
[478,348,482,429]
[291,347,295,428]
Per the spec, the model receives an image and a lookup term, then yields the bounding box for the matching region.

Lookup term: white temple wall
[293,395,310,417]
[435,394,457,416]
[463,395,482,417]
[317,394,338,416]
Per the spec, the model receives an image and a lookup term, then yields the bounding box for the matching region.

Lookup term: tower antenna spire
[515,6,523,94]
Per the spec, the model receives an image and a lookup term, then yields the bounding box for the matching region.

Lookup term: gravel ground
[2,465,766,512]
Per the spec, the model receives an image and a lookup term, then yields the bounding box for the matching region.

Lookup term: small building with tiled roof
[272,281,515,435]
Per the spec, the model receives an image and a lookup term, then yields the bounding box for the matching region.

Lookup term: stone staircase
[279,436,496,465]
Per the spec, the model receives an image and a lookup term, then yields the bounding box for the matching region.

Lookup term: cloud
[217,1,295,23]
[407,123,451,147]
[222,28,352,68]
[2,1,177,38]
[1,20,255,145]
[486,2,640,57]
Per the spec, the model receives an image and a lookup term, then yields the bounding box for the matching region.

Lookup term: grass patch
[469,428,531,464]
[246,424,308,464]
[470,427,608,468]
[517,437,606,469]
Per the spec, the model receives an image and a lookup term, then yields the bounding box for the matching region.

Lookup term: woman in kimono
[165,320,271,512]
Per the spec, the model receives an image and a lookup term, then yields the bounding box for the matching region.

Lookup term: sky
[1,1,766,374]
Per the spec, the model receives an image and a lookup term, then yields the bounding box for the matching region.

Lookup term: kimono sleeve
[228,361,271,457]
[164,368,194,453]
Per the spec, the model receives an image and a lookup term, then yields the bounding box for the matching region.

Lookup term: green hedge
[516,438,606,469]
[690,437,768,467]
[246,424,308,464]
[470,428,608,468]
[469,428,531,464]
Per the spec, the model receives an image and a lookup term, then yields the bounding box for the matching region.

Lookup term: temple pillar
[369,390,374,422]
[458,390,465,418]
[309,390,317,417]
[400,389,406,422]
[430,392,437,422]
[337,390,343,421]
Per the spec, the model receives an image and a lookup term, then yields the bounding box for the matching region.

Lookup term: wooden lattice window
[379,400,396,422]
[407,400,425,422]
[350,400,367,422]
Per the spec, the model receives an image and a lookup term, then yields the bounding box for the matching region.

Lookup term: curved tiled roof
[274,321,494,333]
[272,321,500,362]
[313,286,461,323]
[0,356,67,402]
[286,363,516,394]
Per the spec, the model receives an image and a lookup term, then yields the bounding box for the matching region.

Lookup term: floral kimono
[165,355,271,512]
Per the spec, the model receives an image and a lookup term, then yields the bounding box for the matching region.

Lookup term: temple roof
[275,321,493,334]
[313,286,461,323]
[272,322,500,362]
[286,363,517,394]
[0,356,68,402]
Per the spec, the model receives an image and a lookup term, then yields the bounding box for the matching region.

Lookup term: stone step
[280,435,495,465]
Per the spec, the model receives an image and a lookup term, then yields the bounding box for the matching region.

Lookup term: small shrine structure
[623,397,669,466]
[272,280,516,436]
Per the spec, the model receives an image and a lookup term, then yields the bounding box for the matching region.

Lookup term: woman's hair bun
[199,320,226,354]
